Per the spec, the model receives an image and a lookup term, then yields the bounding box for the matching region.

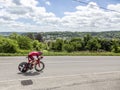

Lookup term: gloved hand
[38,56,43,59]
[41,56,43,59]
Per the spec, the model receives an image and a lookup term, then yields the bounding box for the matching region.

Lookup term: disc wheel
[18,62,28,73]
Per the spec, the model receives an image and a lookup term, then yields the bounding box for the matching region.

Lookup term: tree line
[41,31,120,40]
[0,33,120,53]
[0,33,46,53]
[1,31,120,40]
[48,34,120,53]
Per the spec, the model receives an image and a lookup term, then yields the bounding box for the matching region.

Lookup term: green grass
[0,53,27,56]
[0,51,120,56]
[43,51,120,56]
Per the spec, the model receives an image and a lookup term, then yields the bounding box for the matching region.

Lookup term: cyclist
[28,51,43,69]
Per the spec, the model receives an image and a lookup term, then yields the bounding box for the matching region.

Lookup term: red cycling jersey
[28,51,42,60]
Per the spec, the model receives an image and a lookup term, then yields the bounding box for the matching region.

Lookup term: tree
[32,40,42,51]
[17,35,33,50]
[9,33,19,40]
[70,38,82,51]
[112,40,120,53]
[100,39,113,51]
[26,33,35,40]
[86,37,101,51]
[72,42,82,51]
[70,38,82,42]
[0,37,18,53]
[63,44,74,52]
[54,39,64,51]
[9,33,33,50]
[49,42,56,51]
[83,34,92,50]
[35,33,44,42]
[49,39,64,51]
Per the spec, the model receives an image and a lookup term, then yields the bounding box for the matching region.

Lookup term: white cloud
[107,4,120,12]
[0,1,120,32]
[20,0,38,7]
[45,1,51,6]
[61,2,120,32]
[1,0,63,32]
[12,0,21,5]
[7,6,32,15]
[0,0,15,6]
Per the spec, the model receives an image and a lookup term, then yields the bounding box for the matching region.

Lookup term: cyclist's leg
[32,56,38,65]
[28,57,34,69]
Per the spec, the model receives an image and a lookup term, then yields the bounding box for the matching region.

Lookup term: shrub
[0,38,18,53]
[63,44,74,52]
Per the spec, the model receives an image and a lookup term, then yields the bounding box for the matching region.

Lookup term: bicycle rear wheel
[18,62,28,73]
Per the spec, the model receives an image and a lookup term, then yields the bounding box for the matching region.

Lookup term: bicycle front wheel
[35,61,45,72]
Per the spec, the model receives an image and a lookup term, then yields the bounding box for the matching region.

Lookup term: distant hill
[41,31,120,40]
[0,31,120,40]
[0,32,23,36]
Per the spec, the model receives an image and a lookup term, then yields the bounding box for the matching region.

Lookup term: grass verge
[0,51,120,56]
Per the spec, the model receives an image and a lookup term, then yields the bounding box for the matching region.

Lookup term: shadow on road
[17,71,43,76]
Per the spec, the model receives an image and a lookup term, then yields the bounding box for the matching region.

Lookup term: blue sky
[0,0,120,32]
[40,0,120,17]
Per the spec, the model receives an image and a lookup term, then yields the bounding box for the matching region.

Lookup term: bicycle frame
[28,58,41,67]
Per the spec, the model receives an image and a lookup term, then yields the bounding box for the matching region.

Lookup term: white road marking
[0,61,88,65]
[46,61,91,64]
[0,71,120,83]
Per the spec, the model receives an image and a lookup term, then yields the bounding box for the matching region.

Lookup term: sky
[0,0,120,32]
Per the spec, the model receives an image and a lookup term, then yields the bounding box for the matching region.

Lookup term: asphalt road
[0,56,120,82]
